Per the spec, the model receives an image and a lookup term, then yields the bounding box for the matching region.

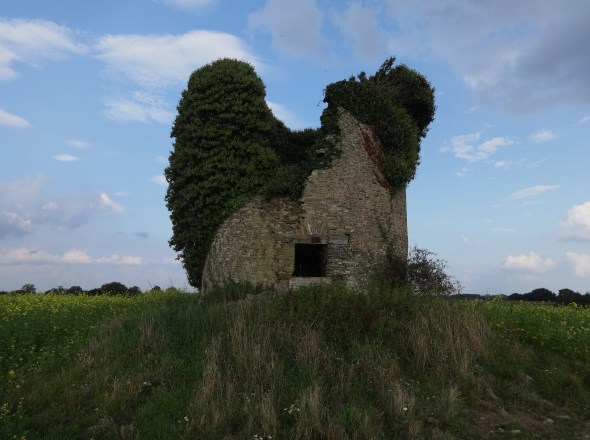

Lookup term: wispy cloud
[455,167,472,177]
[95,30,259,88]
[561,201,590,241]
[151,175,167,186]
[502,252,556,272]
[449,131,514,163]
[0,247,145,266]
[54,154,79,162]
[0,211,32,237]
[384,1,590,111]
[0,107,31,127]
[99,193,124,213]
[331,2,385,62]
[493,158,546,170]
[493,160,511,170]
[508,185,559,200]
[267,101,305,129]
[155,0,216,11]
[95,30,259,123]
[0,18,87,81]
[96,254,145,265]
[66,139,90,149]
[104,91,174,124]
[529,129,558,143]
[0,176,126,238]
[249,0,326,61]
[576,115,590,125]
[566,252,590,276]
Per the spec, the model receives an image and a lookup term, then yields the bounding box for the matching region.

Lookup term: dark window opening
[293,244,326,277]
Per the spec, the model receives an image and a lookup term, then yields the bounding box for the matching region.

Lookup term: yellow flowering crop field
[0,293,155,426]
[480,300,590,360]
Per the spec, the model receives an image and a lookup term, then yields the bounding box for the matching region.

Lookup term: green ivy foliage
[265,120,325,199]
[166,57,435,288]
[322,57,435,191]
[165,59,279,287]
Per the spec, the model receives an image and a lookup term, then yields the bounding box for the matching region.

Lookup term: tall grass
[1,286,589,439]
[158,285,491,439]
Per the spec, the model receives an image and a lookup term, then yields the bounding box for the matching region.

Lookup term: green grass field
[1,286,589,439]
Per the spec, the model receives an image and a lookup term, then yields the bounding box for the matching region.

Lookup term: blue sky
[1,0,589,294]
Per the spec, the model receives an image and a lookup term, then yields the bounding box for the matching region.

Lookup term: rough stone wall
[201,109,408,291]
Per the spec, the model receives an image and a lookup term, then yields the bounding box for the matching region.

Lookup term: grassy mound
[1,286,589,439]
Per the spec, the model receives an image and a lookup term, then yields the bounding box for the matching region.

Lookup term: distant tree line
[455,288,590,305]
[0,282,165,296]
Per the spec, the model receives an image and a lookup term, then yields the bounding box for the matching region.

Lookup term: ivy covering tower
[165,59,278,287]
[166,57,435,289]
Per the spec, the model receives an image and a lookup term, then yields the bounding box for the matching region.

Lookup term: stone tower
[201,109,408,291]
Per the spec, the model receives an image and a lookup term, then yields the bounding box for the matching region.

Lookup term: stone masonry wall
[201,109,408,291]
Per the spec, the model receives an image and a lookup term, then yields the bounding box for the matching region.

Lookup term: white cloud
[266,100,305,129]
[493,160,511,169]
[66,139,90,149]
[0,18,87,81]
[0,247,144,266]
[508,185,559,200]
[385,0,590,111]
[95,30,258,88]
[576,115,590,125]
[493,158,546,170]
[331,2,385,62]
[561,201,590,241]
[54,154,79,162]
[105,92,174,124]
[0,247,61,265]
[61,249,93,264]
[449,131,513,163]
[99,193,124,213]
[0,211,32,237]
[0,107,31,127]
[524,159,547,169]
[42,202,58,211]
[152,175,167,186]
[529,129,558,143]
[156,0,216,10]
[503,252,556,272]
[0,176,125,237]
[455,167,472,177]
[566,252,590,276]
[96,254,145,266]
[249,0,325,60]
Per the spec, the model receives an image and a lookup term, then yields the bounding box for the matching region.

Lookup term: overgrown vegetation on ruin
[165,57,435,288]
[321,57,435,192]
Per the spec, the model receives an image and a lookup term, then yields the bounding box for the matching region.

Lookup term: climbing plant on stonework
[165,57,435,288]
[321,57,436,191]
[165,59,279,287]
